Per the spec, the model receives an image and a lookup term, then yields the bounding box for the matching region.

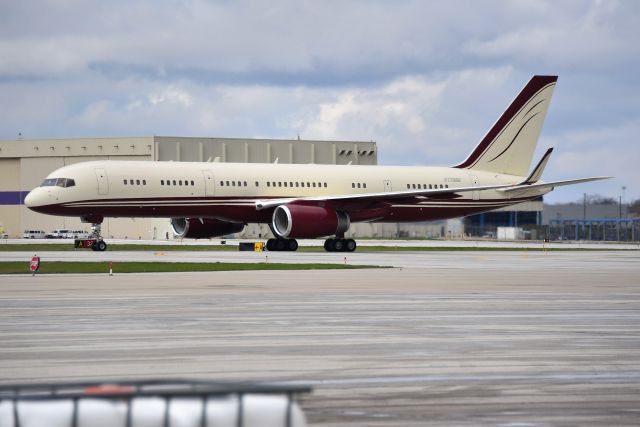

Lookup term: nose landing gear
[89,223,107,251]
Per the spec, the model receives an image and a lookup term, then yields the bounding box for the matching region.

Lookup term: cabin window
[255,181,259,187]
[445,184,449,188]
[352,183,355,188]
[267,182,270,187]
[191,180,194,186]
[429,184,432,189]
[357,183,361,188]
[172,180,176,185]
[277,182,281,187]
[284,182,288,187]
[312,182,316,187]
[307,182,310,187]
[160,180,164,185]
[324,183,328,188]
[143,180,146,185]
[406,184,410,189]
[295,182,299,187]
[417,184,421,189]
[124,180,127,185]
[130,180,134,185]
[362,183,366,189]
[244,181,247,187]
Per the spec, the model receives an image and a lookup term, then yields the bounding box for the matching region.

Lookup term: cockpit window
[41,178,75,188]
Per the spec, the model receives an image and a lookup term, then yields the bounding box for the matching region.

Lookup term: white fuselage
[25,160,542,224]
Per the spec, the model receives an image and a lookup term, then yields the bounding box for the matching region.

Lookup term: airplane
[24,75,609,252]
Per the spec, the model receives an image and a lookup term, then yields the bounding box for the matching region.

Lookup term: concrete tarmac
[1,251,640,426]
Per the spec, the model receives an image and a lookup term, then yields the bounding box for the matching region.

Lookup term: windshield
[41,178,76,188]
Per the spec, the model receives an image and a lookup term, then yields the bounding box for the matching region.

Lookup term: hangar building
[0,136,377,239]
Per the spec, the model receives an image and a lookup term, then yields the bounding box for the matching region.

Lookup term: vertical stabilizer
[454,75,557,176]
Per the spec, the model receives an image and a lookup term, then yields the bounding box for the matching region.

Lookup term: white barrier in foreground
[0,380,309,427]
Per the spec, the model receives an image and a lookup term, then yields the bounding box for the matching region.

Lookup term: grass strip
[0,261,379,274]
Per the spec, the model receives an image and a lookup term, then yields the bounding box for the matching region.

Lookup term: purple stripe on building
[0,191,29,205]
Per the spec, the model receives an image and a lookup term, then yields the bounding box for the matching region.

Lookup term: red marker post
[30,255,40,276]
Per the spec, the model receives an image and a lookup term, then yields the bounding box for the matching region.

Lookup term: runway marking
[287,371,640,387]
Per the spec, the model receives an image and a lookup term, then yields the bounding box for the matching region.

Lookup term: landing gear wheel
[345,239,356,252]
[92,240,107,251]
[287,239,299,251]
[267,238,298,251]
[323,238,357,252]
[275,239,287,251]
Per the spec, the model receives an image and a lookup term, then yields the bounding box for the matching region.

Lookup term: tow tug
[74,223,107,251]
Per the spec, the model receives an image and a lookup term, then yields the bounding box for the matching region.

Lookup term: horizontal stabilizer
[500,176,611,198]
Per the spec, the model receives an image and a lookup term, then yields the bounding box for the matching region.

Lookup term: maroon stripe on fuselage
[30,195,536,224]
[454,75,557,169]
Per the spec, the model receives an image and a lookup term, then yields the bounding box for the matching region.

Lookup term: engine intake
[272,205,350,238]
[171,218,244,239]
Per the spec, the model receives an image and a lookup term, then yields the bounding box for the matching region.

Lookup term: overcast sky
[1,0,638,202]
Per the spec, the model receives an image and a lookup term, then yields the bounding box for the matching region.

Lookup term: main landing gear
[265,237,357,252]
[266,238,299,252]
[324,238,356,252]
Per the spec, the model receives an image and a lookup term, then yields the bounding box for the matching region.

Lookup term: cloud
[464,1,640,70]
[0,0,639,201]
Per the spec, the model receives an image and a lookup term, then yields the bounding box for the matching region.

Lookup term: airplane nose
[24,190,36,208]
[24,189,45,209]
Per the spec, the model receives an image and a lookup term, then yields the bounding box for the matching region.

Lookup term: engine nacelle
[171,218,244,239]
[272,205,350,238]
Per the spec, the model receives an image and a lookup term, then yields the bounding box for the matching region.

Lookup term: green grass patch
[0,261,379,274]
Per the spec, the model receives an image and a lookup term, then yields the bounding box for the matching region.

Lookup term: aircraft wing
[255,183,519,210]
[255,176,612,211]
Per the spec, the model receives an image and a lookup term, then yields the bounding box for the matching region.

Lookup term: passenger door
[94,168,109,195]
[202,170,214,197]
[470,175,480,200]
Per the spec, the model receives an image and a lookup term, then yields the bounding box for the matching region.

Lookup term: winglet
[521,147,553,185]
